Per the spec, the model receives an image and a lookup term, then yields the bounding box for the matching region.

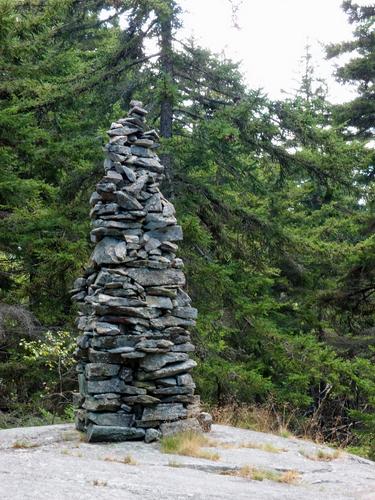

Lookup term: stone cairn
[71,101,211,443]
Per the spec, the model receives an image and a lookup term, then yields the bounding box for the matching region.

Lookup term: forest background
[0,0,374,457]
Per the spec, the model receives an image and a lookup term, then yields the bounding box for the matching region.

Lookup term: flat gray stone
[177,373,195,387]
[88,349,122,364]
[144,215,177,230]
[134,138,154,148]
[160,418,201,436]
[85,363,120,379]
[124,175,147,195]
[129,105,148,116]
[122,268,185,287]
[146,295,173,309]
[109,346,135,354]
[145,193,162,212]
[198,412,213,432]
[138,359,197,380]
[86,412,134,427]
[99,315,150,327]
[87,424,145,442]
[145,428,161,443]
[135,339,173,353]
[71,291,86,302]
[147,287,177,298]
[83,393,121,411]
[91,335,137,350]
[117,164,136,182]
[131,145,154,158]
[91,202,119,217]
[141,403,187,422]
[116,191,143,210]
[92,219,141,230]
[123,395,160,405]
[107,145,131,156]
[144,236,161,252]
[151,386,193,396]
[157,377,177,386]
[94,322,121,336]
[121,351,146,359]
[140,353,188,372]
[107,126,139,136]
[73,277,86,289]
[91,237,127,265]
[96,304,160,319]
[89,191,101,205]
[150,316,195,329]
[172,307,198,320]
[171,343,195,353]
[96,294,145,308]
[104,171,123,183]
[145,225,183,242]
[86,378,130,395]
[131,156,164,173]
[121,385,147,396]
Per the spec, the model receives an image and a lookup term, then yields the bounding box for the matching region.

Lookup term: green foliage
[326,0,375,138]
[0,328,76,427]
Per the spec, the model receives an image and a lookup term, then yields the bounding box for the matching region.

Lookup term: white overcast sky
[176,0,364,103]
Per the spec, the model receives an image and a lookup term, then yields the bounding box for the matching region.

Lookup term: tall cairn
[71,101,210,443]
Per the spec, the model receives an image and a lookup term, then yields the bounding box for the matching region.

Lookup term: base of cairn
[71,101,211,442]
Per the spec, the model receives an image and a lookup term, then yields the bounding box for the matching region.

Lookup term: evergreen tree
[326,0,375,138]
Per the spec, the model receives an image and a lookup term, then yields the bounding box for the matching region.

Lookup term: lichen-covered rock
[144,428,161,443]
[86,425,145,442]
[72,101,211,442]
[91,237,127,265]
[160,418,202,437]
[198,412,213,433]
[141,403,187,422]
[86,412,134,427]
[138,359,197,380]
[139,352,188,372]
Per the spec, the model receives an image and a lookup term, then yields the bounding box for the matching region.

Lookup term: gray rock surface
[87,424,145,442]
[0,424,374,499]
[138,359,197,380]
[91,237,127,265]
[160,417,201,436]
[140,352,188,372]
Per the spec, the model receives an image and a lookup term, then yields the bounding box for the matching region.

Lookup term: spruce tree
[326,0,375,138]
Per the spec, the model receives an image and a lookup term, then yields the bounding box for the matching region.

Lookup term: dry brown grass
[11,440,40,449]
[92,479,108,487]
[160,431,220,461]
[211,404,295,438]
[60,430,81,442]
[211,401,344,443]
[103,454,137,465]
[278,470,302,484]
[300,448,342,461]
[223,465,301,484]
[240,442,285,453]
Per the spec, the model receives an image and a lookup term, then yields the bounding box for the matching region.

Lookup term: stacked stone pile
[71,101,211,443]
